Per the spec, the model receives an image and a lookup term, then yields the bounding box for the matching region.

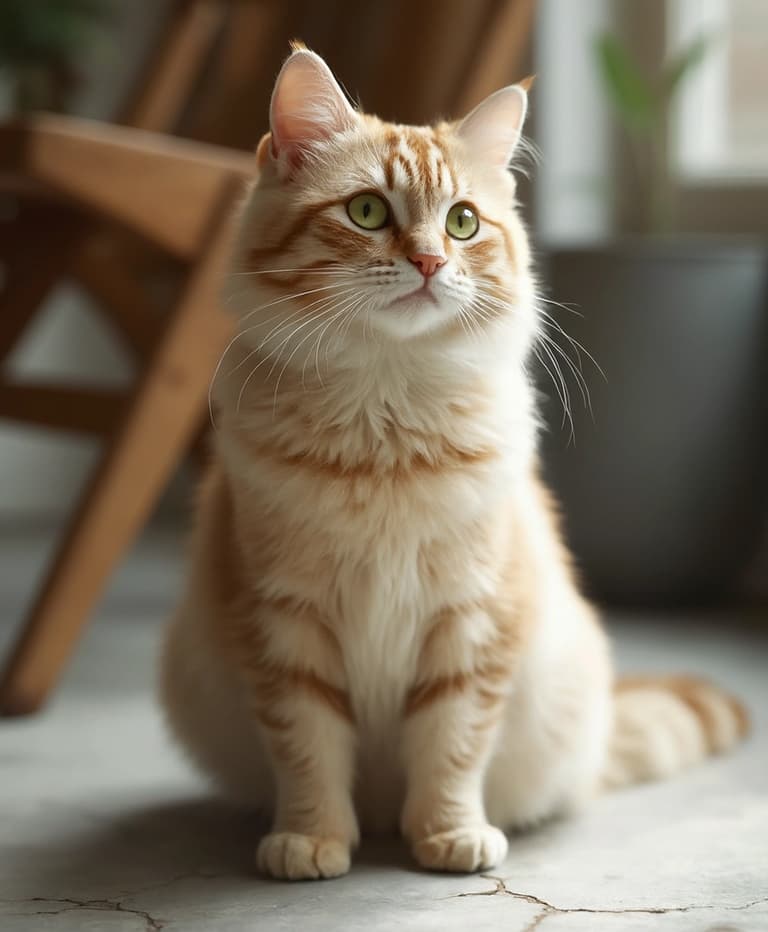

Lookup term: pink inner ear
[270,51,356,169]
[457,85,528,168]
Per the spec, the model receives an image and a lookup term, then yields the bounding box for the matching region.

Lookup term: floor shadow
[17,797,262,900]
[19,795,419,901]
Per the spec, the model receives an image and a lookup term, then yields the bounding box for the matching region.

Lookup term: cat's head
[228,44,535,361]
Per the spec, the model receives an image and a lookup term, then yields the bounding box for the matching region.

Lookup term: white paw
[413,824,508,873]
[256,832,351,880]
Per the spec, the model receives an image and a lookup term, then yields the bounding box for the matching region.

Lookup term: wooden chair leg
[0,213,234,716]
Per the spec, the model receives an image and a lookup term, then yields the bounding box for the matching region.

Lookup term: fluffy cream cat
[160,45,747,880]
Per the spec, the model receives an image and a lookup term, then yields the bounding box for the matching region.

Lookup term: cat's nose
[408,253,446,279]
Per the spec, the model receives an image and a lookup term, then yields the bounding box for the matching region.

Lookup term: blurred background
[0,0,766,713]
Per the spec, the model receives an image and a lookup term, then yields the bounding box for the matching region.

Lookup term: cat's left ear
[457,77,532,169]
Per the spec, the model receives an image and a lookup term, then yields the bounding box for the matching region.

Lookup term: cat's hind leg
[159,604,275,811]
[485,599,613,829]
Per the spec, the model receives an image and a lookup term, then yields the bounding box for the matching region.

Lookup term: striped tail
[604,674,749,789]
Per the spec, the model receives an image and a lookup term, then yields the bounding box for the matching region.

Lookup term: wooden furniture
[0,0,535,716]
[0,116,251,714]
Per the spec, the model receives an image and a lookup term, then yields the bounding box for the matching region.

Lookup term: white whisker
[538,337,574,442]
[229,264,355,277]
[230,287,358,378]
[305,294,366,388]
[540,331,590,414]
[537,295,583,317]
[235,293,351,412]
[273,296,362,409]
[239,281,353,324]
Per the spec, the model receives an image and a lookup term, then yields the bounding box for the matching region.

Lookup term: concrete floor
[1,526,767,931]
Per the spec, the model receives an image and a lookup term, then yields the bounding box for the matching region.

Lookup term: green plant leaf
[661,31,716,100]
[0,0,111,66]
[594,34,658,131]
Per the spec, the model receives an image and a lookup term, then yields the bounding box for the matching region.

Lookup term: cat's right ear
[269,46,356,176]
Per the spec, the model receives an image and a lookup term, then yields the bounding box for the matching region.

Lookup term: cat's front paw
[256,832,351,880]
[413,824,508,873]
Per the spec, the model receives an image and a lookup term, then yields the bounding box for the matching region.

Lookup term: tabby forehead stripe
[435,158,446,192]
[395,152,415,185]
[405,129,436,187]
[383,129,400,190]
[383,152,395,190]
[431,131,459,196]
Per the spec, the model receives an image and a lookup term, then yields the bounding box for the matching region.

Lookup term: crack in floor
[112,867,226,901]
[0,868,229,928]
[3,875,766,929]
[449,875,768,927]
[6,897,165,931]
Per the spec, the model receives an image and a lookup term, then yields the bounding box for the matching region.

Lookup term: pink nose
[408,253,446,278]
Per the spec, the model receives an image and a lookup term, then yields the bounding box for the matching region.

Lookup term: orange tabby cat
[160,45,748,880]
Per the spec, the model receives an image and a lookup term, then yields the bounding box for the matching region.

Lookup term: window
[672,0,768,181]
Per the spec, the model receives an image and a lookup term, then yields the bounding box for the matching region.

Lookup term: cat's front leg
[400,603,516,873]
[255,703,358,880]
[234,605,359,880]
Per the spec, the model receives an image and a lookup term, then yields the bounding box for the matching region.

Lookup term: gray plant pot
[537,238,768,606]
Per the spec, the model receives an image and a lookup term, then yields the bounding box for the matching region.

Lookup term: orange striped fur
[160,46,748,882]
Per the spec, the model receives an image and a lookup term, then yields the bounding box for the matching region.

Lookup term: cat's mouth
[388,283,439,309]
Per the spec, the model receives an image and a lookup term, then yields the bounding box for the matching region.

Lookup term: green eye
[347,193,389,230]
[446,203,479,240]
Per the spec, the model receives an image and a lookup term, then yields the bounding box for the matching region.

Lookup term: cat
[160,44,748,881]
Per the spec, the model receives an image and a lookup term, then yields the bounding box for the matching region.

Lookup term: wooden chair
[0,0,535,716]
[0,116,252,715]
[0,0,229,369]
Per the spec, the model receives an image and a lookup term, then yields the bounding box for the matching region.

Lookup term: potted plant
[0,0,109,113]
[538,33,768,606]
